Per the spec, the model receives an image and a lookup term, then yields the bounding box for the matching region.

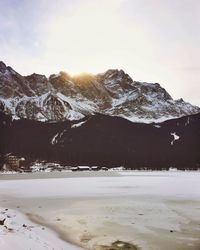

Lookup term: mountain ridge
[0,61,199,123]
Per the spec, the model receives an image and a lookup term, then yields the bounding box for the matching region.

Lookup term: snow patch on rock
[170,132,180,145]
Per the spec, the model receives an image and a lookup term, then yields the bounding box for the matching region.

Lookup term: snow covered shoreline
[0,207,82,250]
[0,171,200,250]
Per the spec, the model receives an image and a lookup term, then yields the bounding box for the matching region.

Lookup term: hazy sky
[0,0,199,105]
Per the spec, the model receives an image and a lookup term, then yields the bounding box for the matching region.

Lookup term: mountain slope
[0,112,199,169]
[0,61,199,122]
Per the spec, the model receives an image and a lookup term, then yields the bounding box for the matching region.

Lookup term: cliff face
[0,61,199,122]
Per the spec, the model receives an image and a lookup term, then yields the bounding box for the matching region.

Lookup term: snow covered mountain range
[0,61,199,122]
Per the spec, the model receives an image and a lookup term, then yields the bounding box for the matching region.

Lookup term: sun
[44,0,130,75]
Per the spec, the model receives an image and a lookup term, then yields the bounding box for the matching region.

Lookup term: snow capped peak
[0,61,7,72]
[25,73,47,81]
[101,69,127,77]
[0,62,199,123]
[58,71,71,80]
[0,61,17,76]
[49,71,71,82]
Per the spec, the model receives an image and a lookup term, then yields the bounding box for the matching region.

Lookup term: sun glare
[44,0,153,77]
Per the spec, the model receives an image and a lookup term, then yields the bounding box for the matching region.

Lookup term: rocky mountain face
[0,61,199,122]
[1,111,200,169]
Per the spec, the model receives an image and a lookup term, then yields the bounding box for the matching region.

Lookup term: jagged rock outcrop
[0,61,199,122]
[0,61,35,98]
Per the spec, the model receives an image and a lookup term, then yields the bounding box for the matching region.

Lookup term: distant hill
[0,111,199,170]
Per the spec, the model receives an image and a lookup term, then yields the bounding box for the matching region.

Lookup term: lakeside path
[0,171,200,250]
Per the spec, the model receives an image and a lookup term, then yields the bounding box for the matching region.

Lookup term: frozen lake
[0,171,200,250]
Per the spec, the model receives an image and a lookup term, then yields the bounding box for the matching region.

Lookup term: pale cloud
[0,0,199,106]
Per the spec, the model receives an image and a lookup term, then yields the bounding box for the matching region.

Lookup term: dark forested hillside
[0,111,200,170]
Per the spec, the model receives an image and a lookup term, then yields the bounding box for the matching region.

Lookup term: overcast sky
[0,0,199,105]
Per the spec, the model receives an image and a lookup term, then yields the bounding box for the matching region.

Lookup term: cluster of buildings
[0,155,125,172]
[2,154,26,171]
[70,166,108,171]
